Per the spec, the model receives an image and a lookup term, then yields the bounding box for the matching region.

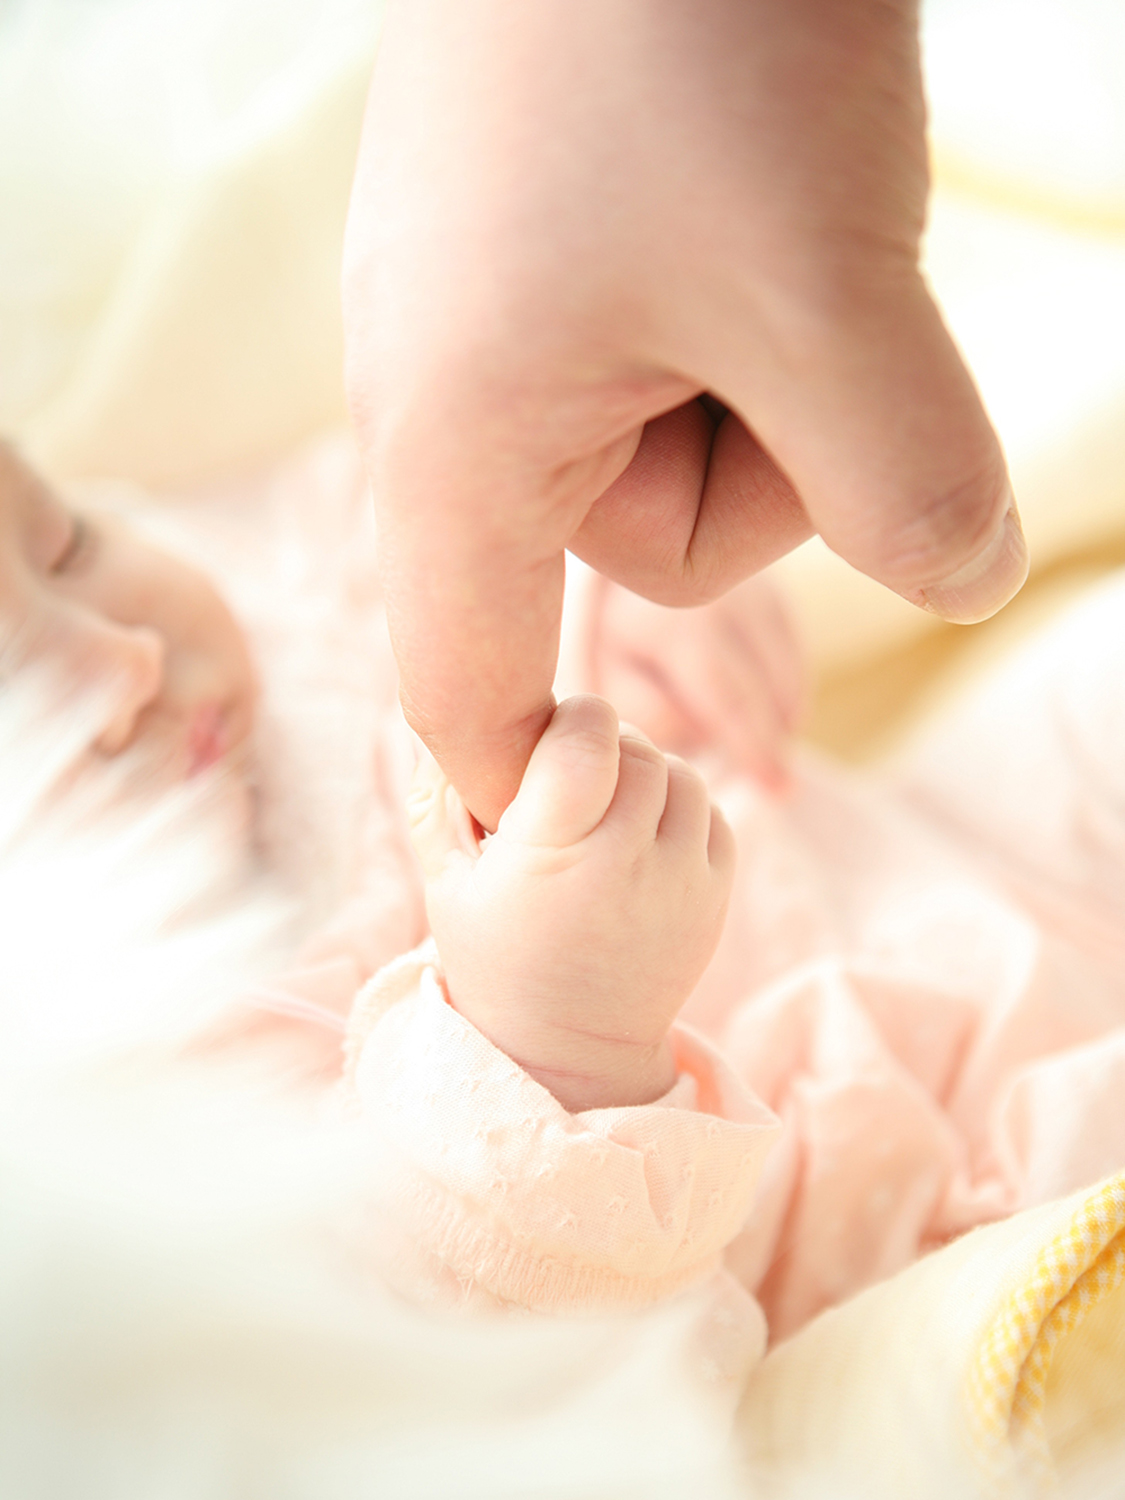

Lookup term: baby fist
[409,697,735,1111]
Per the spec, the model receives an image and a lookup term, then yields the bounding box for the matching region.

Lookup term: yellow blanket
[739,1171,1125,1497]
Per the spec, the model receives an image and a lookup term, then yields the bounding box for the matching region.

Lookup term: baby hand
[409,696,735,1112]
[589,574,804,790]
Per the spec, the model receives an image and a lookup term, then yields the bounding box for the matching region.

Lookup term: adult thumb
[724,270,1028,625]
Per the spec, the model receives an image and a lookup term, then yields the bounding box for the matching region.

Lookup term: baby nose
[93,624,166,755]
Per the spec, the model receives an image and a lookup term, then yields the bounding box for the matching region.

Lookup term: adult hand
[344,0,1027,830]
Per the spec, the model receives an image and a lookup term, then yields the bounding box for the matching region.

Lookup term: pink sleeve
[342,943,781,1314]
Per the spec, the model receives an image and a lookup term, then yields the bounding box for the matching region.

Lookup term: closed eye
[50,513,94,575]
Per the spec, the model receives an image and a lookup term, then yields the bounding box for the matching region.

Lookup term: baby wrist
[441,976,677,1111]
[518,1037,678,1113]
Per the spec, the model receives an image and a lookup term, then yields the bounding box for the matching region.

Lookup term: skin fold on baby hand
[409,695,735,1112]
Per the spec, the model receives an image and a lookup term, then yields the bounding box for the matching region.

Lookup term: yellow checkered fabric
[966,1172,1125,1487]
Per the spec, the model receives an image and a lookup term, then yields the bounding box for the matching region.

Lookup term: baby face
[0,442,255,779]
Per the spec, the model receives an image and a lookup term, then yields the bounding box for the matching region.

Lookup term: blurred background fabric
[0,0,383,482]
[1,0,1123,752]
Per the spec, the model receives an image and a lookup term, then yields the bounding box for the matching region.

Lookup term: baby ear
[499,695,620,849]
[407,748,481,879]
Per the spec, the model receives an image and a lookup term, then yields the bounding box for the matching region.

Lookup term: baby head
[0,440,255,780]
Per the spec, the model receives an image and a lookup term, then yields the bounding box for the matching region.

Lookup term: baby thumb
[499,695,620,849]
[407,747,481,880]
